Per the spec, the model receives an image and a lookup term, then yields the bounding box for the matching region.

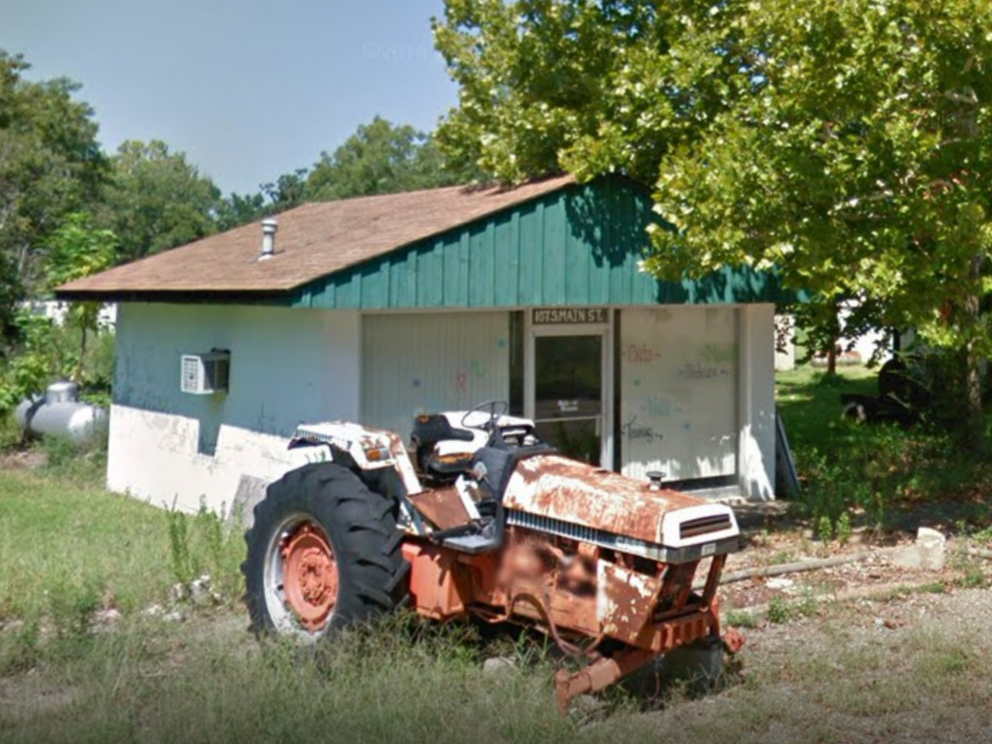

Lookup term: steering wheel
[460,400,509,445]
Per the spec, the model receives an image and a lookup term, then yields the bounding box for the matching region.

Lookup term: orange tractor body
[241,406,741,711]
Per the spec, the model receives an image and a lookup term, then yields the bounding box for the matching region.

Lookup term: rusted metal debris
[597,561,663,643]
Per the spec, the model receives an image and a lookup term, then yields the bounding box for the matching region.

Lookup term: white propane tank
[14,381,108,445]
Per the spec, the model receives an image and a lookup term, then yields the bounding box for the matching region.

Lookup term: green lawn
[776,364,878,454]
[0,462,244,673]
[0,467,174,622]
[775,365,992,538]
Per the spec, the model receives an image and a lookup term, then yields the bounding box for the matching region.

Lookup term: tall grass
[0,612,582,744]
[4,599,992,744]
[0,466,243,676]
[5,441,992,742]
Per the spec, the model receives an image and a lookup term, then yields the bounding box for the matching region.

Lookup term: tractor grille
[505,509,663,561]
[679,514,733,539]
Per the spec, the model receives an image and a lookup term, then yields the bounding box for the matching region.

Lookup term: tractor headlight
[363,445,391,463]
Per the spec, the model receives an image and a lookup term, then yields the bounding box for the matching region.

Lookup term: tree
[44,213,116,383]
[433,2,745,184]
[215,191,267,232]
[644,0,992,450]
[0,51,108,339]
[306,116,469,200]
[214,170,309,232]
[262,168,311,211]
[214,117,483,232]
[436,0,992,451]
[106,139,220,261]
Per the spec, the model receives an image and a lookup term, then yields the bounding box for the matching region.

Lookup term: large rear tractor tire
[242,462,409,641]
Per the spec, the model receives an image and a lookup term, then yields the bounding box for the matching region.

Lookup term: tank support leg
[554,648,657,714]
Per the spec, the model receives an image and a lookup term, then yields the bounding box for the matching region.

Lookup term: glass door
[532,334,604,464]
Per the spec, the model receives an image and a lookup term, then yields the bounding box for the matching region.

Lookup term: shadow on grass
[775,366,992,541]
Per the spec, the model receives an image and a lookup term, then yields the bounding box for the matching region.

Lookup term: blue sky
[2,0,458,194]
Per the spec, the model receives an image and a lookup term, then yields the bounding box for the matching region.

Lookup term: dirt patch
[0,449,47,472]
[632,585,992,743]
[718,500,990,614]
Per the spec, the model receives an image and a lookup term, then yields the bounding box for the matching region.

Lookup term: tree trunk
[963,344,985,455]
[961,254,987,456]
[824,299,841,376]
[75,323,87,385]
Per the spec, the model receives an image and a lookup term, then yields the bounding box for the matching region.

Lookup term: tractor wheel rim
[280,522,338,631]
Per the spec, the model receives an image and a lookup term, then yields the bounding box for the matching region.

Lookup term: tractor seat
[411,411,538,477]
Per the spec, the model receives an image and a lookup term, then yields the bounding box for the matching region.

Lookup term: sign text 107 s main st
[532,307,608,325]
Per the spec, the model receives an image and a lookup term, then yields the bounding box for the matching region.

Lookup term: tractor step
[442,533,500,554]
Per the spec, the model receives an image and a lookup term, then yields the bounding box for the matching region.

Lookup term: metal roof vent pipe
[259,217,278,261]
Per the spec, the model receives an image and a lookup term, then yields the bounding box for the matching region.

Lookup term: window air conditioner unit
[181,351,230,395]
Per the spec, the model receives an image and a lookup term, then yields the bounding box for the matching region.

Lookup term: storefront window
[533,334,603,464]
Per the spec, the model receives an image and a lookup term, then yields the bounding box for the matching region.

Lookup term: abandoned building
[57,174,792,512]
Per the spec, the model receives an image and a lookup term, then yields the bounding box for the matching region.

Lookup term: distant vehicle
[841,356,933,425]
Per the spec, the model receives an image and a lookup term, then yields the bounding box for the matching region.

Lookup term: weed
[970,523,992,544]
[836,512,853,545]
[724,609,759,629]
[961,566,986,589]
[166,503,197,587]
[165,500,243,601]
[795,588,820,618]
[766,590,819,624]
[816,514,834,542]
[0,410,21,451]
[765,596,794,624]
[46,571,102,641]
[41,434,81,469]
[0,618,40,674]
[951,549,988,589]
[40,433,107,484]
[768,549,797,566]
[778,366,992,540]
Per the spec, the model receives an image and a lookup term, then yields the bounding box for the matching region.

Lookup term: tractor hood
[502,454,739,556]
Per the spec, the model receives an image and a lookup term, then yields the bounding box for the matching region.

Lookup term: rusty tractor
[241,401,742,712]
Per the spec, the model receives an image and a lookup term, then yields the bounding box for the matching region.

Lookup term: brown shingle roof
[57,175,576,298]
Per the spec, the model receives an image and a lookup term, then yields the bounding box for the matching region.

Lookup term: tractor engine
[402,452,740,706]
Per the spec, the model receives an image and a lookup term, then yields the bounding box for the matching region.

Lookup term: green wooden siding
[289,176,798,311]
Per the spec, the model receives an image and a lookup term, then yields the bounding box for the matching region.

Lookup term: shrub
[0,410,21,452]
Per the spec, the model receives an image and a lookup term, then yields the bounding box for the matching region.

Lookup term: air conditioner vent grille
[180,352,230,395]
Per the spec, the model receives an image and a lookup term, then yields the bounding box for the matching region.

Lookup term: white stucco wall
[109,301,777,511]
[738,304,776,500]
[109,303,361,512]
[774,314,796,371]
[619,307,739,482]
[361,312,511,441]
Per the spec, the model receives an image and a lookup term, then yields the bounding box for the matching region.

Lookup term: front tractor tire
[242,462,409,641]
